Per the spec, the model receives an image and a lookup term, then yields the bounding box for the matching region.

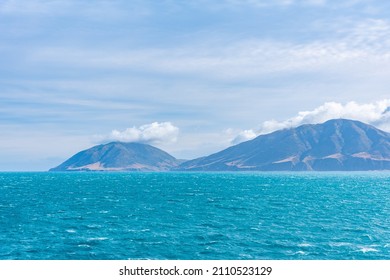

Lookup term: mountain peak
[50,119,390,172]
[50,141,180,171]
[179,119,390,171]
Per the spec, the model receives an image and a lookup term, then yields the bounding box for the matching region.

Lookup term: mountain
[50,142,181,171]
[50,119,390,172]
[178,119,390,171]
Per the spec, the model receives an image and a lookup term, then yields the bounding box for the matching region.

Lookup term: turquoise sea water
[0,172,389,260]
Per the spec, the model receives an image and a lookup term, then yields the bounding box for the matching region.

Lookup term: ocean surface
[0,172,389,260]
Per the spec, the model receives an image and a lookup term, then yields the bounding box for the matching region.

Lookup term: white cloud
[29,17,390,84]
[0,0,141,21]
[229,99,390,144]
[304,0,326,5]
[257,99,390,134]
[101,122,179,145]
[225,0,326,7]
[222,0,372,8]
[231,129,257,144]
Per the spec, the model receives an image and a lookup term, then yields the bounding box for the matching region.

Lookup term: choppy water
[0,172,389,259]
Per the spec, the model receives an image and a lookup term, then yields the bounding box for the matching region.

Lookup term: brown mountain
[178,119,390,171]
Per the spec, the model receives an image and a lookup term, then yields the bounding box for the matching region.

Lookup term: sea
[0,172,389,260]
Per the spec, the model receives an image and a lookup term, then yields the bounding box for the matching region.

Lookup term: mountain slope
[50,142,180,171]
[178,119,390,171]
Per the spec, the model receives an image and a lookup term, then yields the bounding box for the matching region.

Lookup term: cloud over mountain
[258,99,390,134]
[231,129,257,145]
[231,99,390,144]
[100,122,179,145]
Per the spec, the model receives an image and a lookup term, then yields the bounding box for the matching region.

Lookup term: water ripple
[0,172,389,259]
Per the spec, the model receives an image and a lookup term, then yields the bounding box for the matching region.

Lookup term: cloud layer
[232,99,390,144]
[27,17,390,87]
[101,122,179,145]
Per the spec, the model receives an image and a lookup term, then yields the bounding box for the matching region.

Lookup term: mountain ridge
[50,119,390,172]
[49,142,181,171]
[177,119,390,171]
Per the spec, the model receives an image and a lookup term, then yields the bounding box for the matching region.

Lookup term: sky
[1,0,390,171]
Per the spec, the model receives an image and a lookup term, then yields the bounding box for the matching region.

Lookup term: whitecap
[358,246,379,253]
[294,251,307,255]
[87,237,109,241]
[239,253,254,258]
[329,242,353,247]
[85,224,102,229]
[298,243,313,247]
[66,229,77,233]
[127,229,150,232]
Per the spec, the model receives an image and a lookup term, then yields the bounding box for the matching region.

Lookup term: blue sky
[1,0,390,170]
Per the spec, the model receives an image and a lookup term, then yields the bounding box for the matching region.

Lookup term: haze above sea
[1,172,389,260]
